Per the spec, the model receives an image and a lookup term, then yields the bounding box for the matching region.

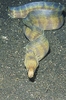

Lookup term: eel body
[24,31,49,78]
[8,2,65,78]
[8,1,65,18]
[22,9,64,30]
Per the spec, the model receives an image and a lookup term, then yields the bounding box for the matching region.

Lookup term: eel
[8,1,65,78]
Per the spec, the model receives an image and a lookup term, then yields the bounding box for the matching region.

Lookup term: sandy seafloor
[0,0,66,100]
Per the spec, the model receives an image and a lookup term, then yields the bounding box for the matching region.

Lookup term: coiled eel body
[8,1,65,78]
[23,9,64,30]
[8,1,64,18]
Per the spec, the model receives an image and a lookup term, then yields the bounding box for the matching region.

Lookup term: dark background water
[0,0,66,100]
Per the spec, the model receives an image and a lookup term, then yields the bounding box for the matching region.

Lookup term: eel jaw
[28,67,35,78]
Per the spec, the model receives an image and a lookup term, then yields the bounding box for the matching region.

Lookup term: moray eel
[8,2,65,78]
